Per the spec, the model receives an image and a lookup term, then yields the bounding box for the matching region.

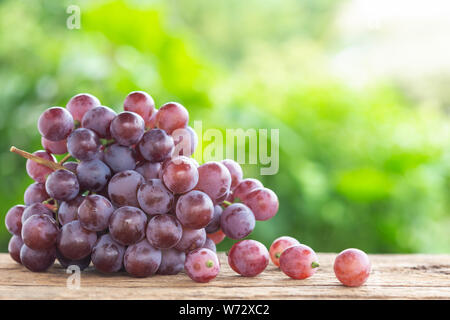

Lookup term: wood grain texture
[0,253,449,300]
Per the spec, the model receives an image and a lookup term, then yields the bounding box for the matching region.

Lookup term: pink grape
[279,244,319,280]
[41,137,67,155]
[66,93,101,122]
[221,159,243,190]
[109,206,147,246]
[243,187,279,221]
[184,248,220,283]
[233,178,263,201]
[334,248,371,287]
[26,150,56,183]
[269,236,300,267]
[176,190,214,229]
[147,109,158,129]
[195,161,232,203]
[20,244,56,272]
[57,220,97,260]
[228,240,269,277]
[110,111,145,146]
[208,229,226,245]
[91,234,125,273]
[24,182,49,205]
[137,179,174,215]
[8,235,24,264]
[156,102,189,134]
[21,214,59,250]
[38,107,74,141]
[123,91,155,125]
[5,205,25,236]
[81,105,116,139]
[157,248,186,275]
[220,203,255,240]
[172,126,198,157]
[174,227,206,252]
[146,214,182,249]
[124,240,162,277]
[162,156,199,194]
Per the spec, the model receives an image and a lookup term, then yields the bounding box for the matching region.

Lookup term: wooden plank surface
[0,253,449,300]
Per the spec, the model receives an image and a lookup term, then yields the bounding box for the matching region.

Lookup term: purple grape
[228,240,269,277]
[137,179,174,215]
[220,203,255,240]
[38,107,74,141]
[233,178,263,201]
[81,105,116,139]
[21,203,54,223]
[243,187,279,221]
[146,214,182,249]
[57,220,97,260]
[123,91,155,126]
[195,161,232,203]
[5,205,25,236]
[221,159,243,190]
[21,214,59,250]
[110,111,145,146]
[91,234,125,273]
[56,249,91,270]
[162,156,199,194]
[205,205,222,234]
[67,128,101,161]
[184,248,220,283]
[156,102,189,134]
[58,195,84,226]
[76,159,111,192]
[124,240,161,277]
[138,129,174,162]
[172,126,198,157]
[107,170,144,208]
[104,144,136,173]
[157,249,185,275]
[66,93,101,122]
[20,244,56,272]
[8,235,24,264]
[174,227,206,252]
[109,206,147,246]
[77,195,114,232]
[41,137,68,155]
[24,182,49,205]
[45,169,79,201]
[135,161,161,180]
[26,150,56,183]
[176,190,214,229]
[202,237,216,252]
[63,161,78,172]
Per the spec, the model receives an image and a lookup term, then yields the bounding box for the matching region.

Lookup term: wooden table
[0,253,449,300]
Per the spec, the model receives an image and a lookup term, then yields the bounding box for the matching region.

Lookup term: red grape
[146,214,182,249]
[205,205,222,234]
[77,195,114,232]
[172,126,198,157]
[233,178,263,201]
[184,248,220,283]
[202,237,216,252]
[26,150,56,183]
[110,111,145,146]
[220,203,255,240]
[57,220,97,260]
[76,159,111,192]
[138,129,174,162]
[243,187,279,221]
[63,161,78,172]
[279,244,319,280]
[108,170,144,207]
[176,190,214,229]
[5,205,25,236]
[174,227,206,252]
[137,179,174,215]
[41,137,67,155]
[38,107,74,141]
[135,161,161,180]
[45,169,80,201]
[56,249,91,270]
[208,229,226,245]
[104,144,136,173]
[221,159,243,190]
[8,235,24,264]
[334,248,371,287]
[58,195,84,226]
[157,248,185,275]
[269,236,300,267]
[124,239,161,277]
[228,240,269,277]
[123,91,155,125]
[20,244,56,272]
[21,214,59,250]
[24,182,49,205]
[147,109,158,129]
[66,93,101,122]
[109,206,147,246]
[91,234,125,273]
[195,161,232,203]
[156,102,189,134]
[162,156,199,194]
[81,105,116,139]
[21,203,54,223]
[67,128,101,161]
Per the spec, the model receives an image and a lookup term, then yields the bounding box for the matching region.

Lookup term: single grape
[146,214,182,249]
[110,111,145,146]
[104,144,136,173]
[243,187,279,221]
[123,91,155,125]
[205,205,222,234]
[228,240,269,277]
[41,137,68,155]
[57,220,97,260]
[108,170,144,207]
[24,182,49,205]
[26,150,56,183]
[171,126,198,157]
[91,234,125,273]
[185,248,220,283]
[77,195,114,232]
[279,244,319,280]
[67,128,101,161]
[63,161,78,172]
[269,236,300,267]
[334,248,371,287]
[58,195,84,226]
[174,227,206,252]
[156,102,189,134]
[221,159,243,190]
[45,169,80,201]
[233,178,263,201]
[5,205,25,236]
[20,245,56,272]
[162,156,199,194]
[21,214,59,250]
[176,190,214,229]
[81,105,116,139]
[66,93,101,122]
[195,161,232,203]
[208,229,226,245]
[147,109,158,129]
[135,161,161,180]
[220,203,255,240]
[157,248,185,275]
[21,203,54,223]
[38,107,74,141]
[124,239,162,277]
[76,159,111,192]
[56,249,91,270]
[138,178,174,216]
[8,235,24,264]
[109,206,147,246]
[202,237,216,252]
[138,129,174,162]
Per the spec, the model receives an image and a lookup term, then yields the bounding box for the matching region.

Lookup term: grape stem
[10,146,69,172]
[311,262,320,268]
[222,200,233,207]
[58,153,72,164]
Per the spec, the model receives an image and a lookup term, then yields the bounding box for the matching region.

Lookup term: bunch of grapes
[5,91,279,282]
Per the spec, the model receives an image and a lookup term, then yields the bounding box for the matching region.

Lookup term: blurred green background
[1,0,449,253]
